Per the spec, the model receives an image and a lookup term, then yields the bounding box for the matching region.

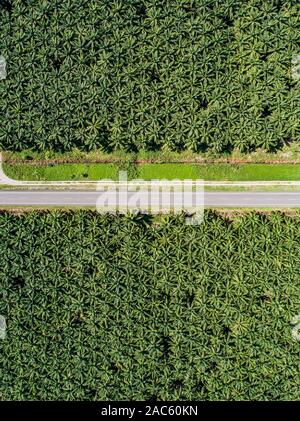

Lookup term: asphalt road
[1,190,300,208]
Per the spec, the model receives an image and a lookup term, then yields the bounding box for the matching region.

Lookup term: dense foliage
[0,210,299,400]
[0,0,300,153]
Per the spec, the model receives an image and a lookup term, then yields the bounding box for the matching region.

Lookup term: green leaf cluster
[0,210,299,400]
[0,1,300,152]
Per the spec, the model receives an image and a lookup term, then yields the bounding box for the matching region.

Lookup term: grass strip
[4,162,300,182]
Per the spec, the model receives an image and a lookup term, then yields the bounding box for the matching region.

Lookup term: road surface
[1,190,300,208]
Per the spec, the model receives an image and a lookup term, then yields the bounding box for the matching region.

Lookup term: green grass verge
[3,163,118,181]
[139,163,300,180]
[4,162,300,181]
[3,143,300,165]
